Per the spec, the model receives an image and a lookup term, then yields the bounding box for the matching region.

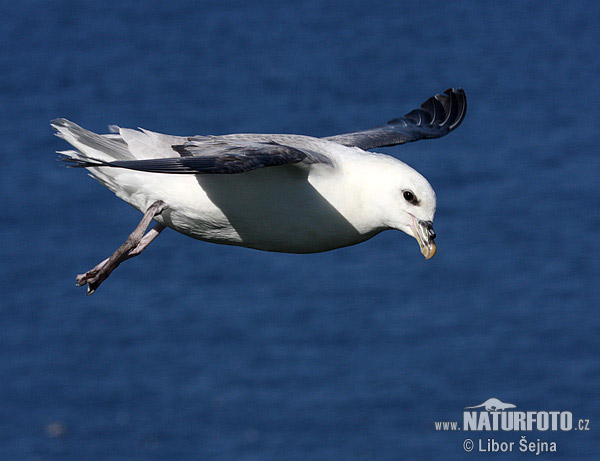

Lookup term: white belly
[119,165,381,253]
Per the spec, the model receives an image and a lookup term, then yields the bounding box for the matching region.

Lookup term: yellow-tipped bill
[411,217,437,260]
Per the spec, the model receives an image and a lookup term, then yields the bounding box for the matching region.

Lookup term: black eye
[403,190,415,203]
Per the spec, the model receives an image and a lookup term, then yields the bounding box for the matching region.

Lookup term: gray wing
[324,88,466,150]
[61,140,318,174]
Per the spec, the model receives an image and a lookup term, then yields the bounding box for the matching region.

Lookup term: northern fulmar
[53,88,466,294]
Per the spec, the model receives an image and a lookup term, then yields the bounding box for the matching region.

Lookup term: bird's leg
[76,223,167,285]
[76,200,168,295]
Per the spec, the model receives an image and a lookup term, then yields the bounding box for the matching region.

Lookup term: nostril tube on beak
[424,221,436,240]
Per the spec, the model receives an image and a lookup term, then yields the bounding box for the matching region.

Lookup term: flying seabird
[53,88,466,294]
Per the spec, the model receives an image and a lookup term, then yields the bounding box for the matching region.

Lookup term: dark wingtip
[324,87,467,149]
[440,88,467,130]
[395,88,467,133]
[57,152,108,168]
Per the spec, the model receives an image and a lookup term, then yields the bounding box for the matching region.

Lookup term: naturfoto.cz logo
[434,397,591,455]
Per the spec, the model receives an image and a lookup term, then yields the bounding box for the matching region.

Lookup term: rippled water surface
[1,1,599,459]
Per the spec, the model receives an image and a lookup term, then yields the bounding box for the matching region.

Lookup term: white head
[367,155,437,258]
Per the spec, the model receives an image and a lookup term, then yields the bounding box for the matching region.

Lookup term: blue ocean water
[1,0,599,459]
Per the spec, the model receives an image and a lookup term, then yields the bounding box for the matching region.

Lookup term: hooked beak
[410,217,437,260]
